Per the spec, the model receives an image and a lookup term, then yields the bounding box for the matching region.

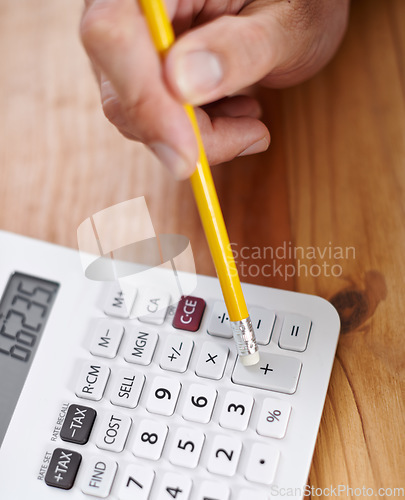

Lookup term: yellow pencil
[139,0,259,366]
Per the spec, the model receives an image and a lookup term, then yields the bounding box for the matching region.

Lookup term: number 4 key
[154,472,192,499]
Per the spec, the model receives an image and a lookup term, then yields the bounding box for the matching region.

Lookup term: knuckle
[80,4,125,53]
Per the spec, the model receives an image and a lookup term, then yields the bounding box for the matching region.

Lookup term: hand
[80,0,350,178]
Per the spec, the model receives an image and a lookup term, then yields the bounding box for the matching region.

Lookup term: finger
[202,95,262,119]
[194,108,270,166]
[164,1,349,104]
[100,81,270,165]
[80,0,198,178]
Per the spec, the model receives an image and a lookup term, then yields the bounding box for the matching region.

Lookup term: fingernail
[174,51,223,103]
[238,138,270,157]
[149,142,190,179]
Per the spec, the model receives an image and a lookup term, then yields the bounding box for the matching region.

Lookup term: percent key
[257,399,292,439]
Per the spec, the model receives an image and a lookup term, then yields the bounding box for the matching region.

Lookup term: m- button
[172,296,206,332]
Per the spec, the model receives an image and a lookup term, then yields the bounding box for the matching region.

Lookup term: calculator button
[159,334,194,372]
[146,376,181,416]
[90,319,124,359]
[80,456,117,497]
[235,489,267,500]
[172,295,206,332]
[123,329,158,366]
[206,435,242,477]
[207,302,232,338]
[136,287,170,325]
[218,391,254,431]
[279,314,312,352]
[249,306,276,345]
[95,411,132,453]
[103,283,136,318]
[110,368,145,408]
[117,464,155,500]
[256,398,292,439]
[232,353,302,394]
[195,481,230,500]
[131,419,168,460]
[154,472,192,500]
[45,448,82,490]
[245,442,279,484]
[75,362,110,401]
[195,341,229,380]
[60,404,96,445]
[168,427,205,468]
[182,383,217,424]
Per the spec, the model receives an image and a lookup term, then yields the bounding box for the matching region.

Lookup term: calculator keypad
[181,383,217,423]
[95,411,132,453]
[232,352,302,394]
[75,362,110,401]
[244,443,279,485]
[123,329,158,366]
[90,320,124,359]
[109,368,145,408]
[51,291,316,498]
[278,313,312,352]
[195,341,229,380]
[117,464,155,500]
[131,419,168,460]
[60,404,96,445]
[80,456,117,497]
[159,334,194,372]
[45,448,82,490]
[168,427,205,468]
[218,391,254,431]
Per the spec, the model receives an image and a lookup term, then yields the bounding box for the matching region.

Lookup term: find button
[173,296,206,332]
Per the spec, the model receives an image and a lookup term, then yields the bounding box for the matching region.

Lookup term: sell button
[172,296,205,332]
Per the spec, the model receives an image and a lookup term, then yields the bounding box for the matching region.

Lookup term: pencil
[139,0,259,366]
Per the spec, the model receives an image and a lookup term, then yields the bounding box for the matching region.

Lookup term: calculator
[0,230,340,500]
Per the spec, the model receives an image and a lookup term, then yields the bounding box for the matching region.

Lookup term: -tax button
[173,296,206,332]
[60,404,96,445]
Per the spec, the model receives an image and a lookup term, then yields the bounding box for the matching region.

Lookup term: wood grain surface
[0,0,404,497]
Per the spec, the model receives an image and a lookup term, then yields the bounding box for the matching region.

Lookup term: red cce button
[172,296,206,332]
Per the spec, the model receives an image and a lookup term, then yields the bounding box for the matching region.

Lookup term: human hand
[81,0,350,178]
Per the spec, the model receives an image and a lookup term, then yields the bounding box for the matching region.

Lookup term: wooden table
[0,0,404,496]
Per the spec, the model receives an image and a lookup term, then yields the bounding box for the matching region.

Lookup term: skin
[80,0,350,178]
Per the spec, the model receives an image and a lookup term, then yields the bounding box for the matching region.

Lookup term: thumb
[164,2,349,104]
[164,10,287,105]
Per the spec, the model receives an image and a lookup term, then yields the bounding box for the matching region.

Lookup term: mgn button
[60,404,97,445]
[172,296,206,332]
[45,448,82,490]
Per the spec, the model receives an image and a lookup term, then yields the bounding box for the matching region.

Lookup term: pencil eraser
[241,351,260,366]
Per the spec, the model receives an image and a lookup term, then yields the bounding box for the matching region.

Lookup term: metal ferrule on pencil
[230,316,258,358]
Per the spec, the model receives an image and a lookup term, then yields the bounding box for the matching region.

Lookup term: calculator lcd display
[0,272,59,447]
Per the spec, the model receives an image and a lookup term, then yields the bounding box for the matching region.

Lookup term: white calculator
[0,230,340,500]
